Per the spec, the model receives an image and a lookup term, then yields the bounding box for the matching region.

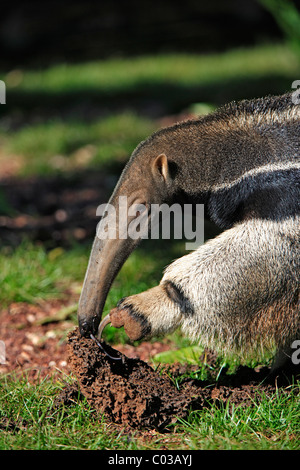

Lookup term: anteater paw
[110,299,151,341]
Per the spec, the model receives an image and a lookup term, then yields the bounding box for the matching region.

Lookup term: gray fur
[78,92,299,368]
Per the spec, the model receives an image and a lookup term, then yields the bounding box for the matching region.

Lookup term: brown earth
[0,300,73,381]
[0,154,299,432]
[0,169,115,248]
[0,300,171,381]
[65,327,299,432]
[1,300,299,432]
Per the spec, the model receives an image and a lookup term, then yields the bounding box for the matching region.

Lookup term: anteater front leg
[110,285,183,341]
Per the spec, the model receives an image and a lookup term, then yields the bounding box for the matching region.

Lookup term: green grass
[0,375,137,450]
[4,44,299,94]
[0,239,177,305]
[1,43,300,177]
[0,239,185,343]
[176,386,300,450]
[1,113,157,176]
[1,43,300,450]
[1,238,299,450]
[0,368,299,450]
[0,242,88,304]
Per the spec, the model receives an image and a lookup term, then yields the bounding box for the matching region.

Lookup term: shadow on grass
[0,169,116,248]
[0,71,294,257]
[0,163,221,293]
[2,73,296,125]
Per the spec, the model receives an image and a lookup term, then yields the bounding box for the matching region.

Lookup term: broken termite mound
[66,328,283,431]
[67,327,209,430]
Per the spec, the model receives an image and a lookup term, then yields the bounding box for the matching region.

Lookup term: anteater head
[77,141,177,337]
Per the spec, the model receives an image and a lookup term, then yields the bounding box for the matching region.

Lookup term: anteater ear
[152,154,170,183]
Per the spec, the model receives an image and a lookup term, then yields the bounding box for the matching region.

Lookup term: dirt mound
[68,328,207,430]
[67,328,287,431]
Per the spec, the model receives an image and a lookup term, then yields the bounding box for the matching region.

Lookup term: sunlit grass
[1,44,299,177]
[0,364,299,450]
[0,375,137,450]
[1,43,300,450]
[1,113,157,175]
[0,242,88,304]
[4,44,299,93]
[0,239,181,307]
[176,384,300,450]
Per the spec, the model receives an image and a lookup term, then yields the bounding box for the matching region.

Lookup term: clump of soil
[68,328,207,430]
[67,328,291,431]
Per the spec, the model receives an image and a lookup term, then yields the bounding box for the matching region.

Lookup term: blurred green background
[0,0,300,332]
[1,0,300,452]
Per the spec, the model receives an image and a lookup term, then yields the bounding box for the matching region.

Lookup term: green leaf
[153,345,204,365]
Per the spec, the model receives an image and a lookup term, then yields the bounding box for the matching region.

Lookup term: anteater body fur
[78,92,299,368]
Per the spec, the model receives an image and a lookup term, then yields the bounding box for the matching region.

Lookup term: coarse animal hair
[78,92,299,369]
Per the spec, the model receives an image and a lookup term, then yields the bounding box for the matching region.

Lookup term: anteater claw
[90,314,122,361]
